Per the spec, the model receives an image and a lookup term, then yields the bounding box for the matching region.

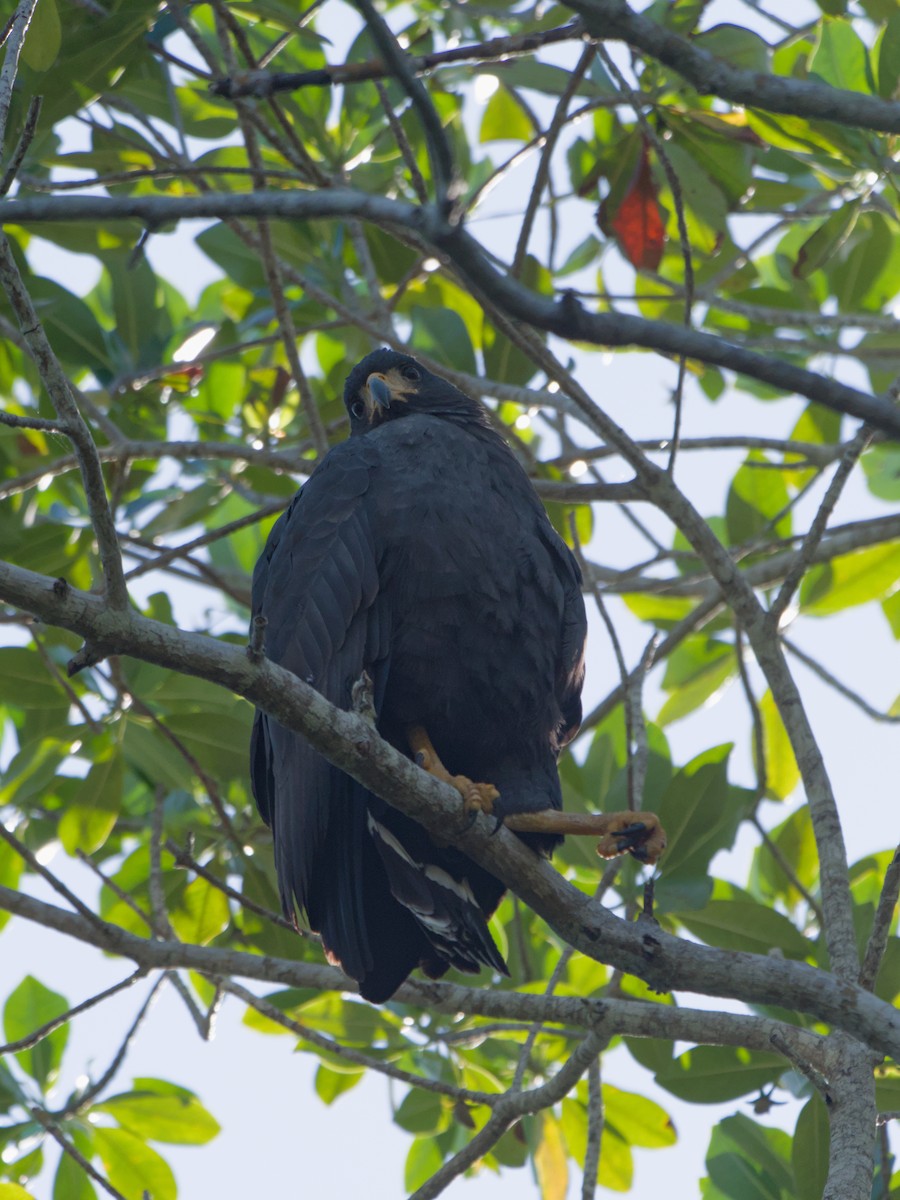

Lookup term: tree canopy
[1,1,900,1198]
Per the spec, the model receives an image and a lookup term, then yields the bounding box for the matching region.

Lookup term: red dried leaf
[599,142,666,271]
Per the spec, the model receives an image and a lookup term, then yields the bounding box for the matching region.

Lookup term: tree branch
[0,560,898,1057]
[565,0,900,134]
[0,234,129,608]
[210,19,587,100]
[2,190,898,434]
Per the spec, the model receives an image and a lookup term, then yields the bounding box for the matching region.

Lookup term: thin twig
[0,0,37,151]
[595,43,694,476]
[0,93,41,195]
[63,976,166,1113]
[221,979,496,1104]
[512,42,595,275]
[29,627,104,733]
[165,838,298,934]
[0,821,108,932]
[582,1056,604,1200]
[0,970,145,1055]
[0,234,129,609]
[859,849,900,992]
[30,1108,129,1200]
[375,79,428,203]
[783,637,900,725]
[411,1032,608,1200]
[768,425,872,626]
[351,0,455,204]
[211,19,587,100]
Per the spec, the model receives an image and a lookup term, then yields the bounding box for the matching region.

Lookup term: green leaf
[750,806,819,908]
[22,0,61,71]
[694,24,771,72]
[657,1046,783,1103]
[707,1150,782,1200]
[604,1086,676,1149]
[878,13,900,98]
[0,838,24,934]
[314,1065,364,1105]
[657,638,736,726]
[52,1128,97,1200]
[58,753,123,856]
[756,689,800,802]
[169,876,230,946]
[410,305,477,376]
[20,276,115,382]
[793,204,860,280]
[882,590,900,639]
[95,1086,220,1145]
[404,1137,443,1193]
[861,444,900,501]
[715,1114,794,1195]
[655,747,751,907]
[676,899,811,958]
[3,976,69,1090]
[792,1096,829,1200]
[799,542,900,615]
[809,18,871,93]
[394,1088,445,1135]
[726,453,792,544]
[479,86,533,142]
[93,1127,176,1200]
[164,709,252,785]
[0,1185,40,1200]
[0,648,63,707]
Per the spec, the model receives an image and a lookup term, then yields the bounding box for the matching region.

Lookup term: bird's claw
[460,781,499,819]
[596,813,667,865]
[408,726,500,827]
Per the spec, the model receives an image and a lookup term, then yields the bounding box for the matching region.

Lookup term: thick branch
[0,885,832,1068]
[2,191,898,435]
[0,559,898,1056]
[565,0,900,134]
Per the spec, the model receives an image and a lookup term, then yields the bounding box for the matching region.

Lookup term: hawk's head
[343,349,483,432]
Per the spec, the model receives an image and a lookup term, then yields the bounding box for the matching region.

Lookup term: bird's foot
[407,725,500,822]
[595,811,667,864]
[503,809,667,865]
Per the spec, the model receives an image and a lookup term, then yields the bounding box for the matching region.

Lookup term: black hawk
[250,349,665,1002]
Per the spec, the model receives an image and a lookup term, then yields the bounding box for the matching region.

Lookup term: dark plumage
[250,349,586,1002]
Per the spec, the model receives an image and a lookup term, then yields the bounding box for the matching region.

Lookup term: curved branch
[2,190,898,435]
[0,559,898,1057]
[565,0,900,134]
[0,885,830,1067]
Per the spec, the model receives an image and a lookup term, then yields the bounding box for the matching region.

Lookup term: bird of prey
[250,349,665,1002]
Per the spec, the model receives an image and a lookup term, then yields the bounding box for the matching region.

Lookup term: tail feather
[367,813,508,977]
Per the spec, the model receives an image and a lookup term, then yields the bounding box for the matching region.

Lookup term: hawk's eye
[400,365,420,382]
[350,400,366,420]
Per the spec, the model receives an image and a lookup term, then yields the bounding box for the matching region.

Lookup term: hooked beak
[365,372,393,419]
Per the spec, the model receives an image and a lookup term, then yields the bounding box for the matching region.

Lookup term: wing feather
[250,443,387,936]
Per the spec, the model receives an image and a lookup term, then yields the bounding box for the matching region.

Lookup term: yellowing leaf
[757,690,800,801]
[534,1113,568,1200]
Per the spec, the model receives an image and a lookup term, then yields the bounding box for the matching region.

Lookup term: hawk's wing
[250,440,393,983]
